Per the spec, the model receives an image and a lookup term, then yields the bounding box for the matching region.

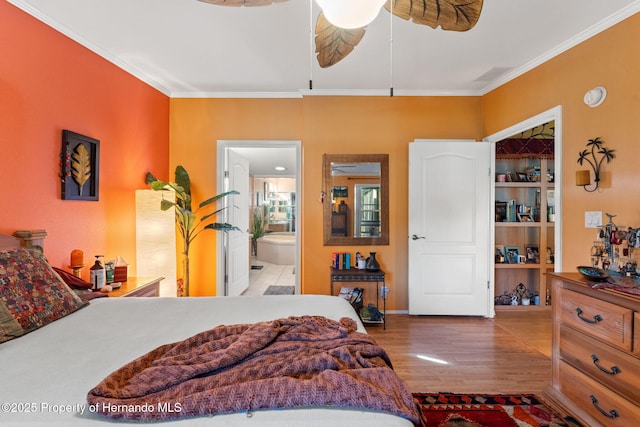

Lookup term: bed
[0,234,418,426]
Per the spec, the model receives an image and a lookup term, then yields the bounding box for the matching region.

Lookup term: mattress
[0,295,413,426]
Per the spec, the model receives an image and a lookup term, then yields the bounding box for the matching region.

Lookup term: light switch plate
[585,211,603,228]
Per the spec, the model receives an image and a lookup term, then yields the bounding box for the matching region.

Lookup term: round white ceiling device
[584,86,607,107]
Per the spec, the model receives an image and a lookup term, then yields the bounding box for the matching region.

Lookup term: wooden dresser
[542,272,640,426]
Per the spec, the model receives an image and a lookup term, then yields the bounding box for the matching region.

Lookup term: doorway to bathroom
[215,140,301,296]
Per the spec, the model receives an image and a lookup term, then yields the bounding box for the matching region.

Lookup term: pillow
[0,300,23,343]
[0,249,88,342]
[52,266,93,290]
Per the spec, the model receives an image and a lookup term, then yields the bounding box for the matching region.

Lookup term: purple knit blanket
[87,315,419,424]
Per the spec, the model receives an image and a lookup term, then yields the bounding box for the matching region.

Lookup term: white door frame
[216,140,302,296]
[483,105,563,317]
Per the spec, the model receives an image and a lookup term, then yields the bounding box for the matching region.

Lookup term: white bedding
[0,295,413,426]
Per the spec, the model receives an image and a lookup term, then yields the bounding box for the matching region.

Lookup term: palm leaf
[315,13,366,68]
[387,0,483,31]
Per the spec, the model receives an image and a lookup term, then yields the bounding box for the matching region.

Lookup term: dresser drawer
[559,361,640,427]
[559,288,633,351]
[634,312,640,357]
[560,326,640,405]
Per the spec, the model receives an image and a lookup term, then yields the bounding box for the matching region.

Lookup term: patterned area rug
[263,285,295,295]
[413,393,570,427]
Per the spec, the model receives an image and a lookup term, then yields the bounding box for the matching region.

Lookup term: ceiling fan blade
[315,13,366,68]
[198,0,287,6]
[386,0,483,31]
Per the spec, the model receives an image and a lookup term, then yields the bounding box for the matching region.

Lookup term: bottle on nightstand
[90,255,105,291]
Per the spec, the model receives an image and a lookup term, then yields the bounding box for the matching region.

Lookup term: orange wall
[0,2,169,276]
[170,96,482,307]
[169,98,303,296]
[482,12,640,272]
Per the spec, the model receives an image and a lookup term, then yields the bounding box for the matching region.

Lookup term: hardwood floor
[367,310,552,395]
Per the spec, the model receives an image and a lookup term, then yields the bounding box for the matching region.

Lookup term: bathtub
[257,232,296,265]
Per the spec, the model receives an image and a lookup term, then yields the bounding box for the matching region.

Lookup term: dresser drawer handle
[576,308,603,324]
[591,354,622,375]
[590,395,619,419]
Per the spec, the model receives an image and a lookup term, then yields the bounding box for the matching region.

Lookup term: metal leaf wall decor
[60,130,100,201]
[71,143,91,195]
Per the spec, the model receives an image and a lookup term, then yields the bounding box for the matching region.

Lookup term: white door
[225,149,250,296]
[408,140,491,315]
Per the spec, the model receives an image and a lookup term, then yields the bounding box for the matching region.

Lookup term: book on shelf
[331,252,351,269]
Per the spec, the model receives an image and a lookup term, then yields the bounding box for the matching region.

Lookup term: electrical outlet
[585,211,603,228]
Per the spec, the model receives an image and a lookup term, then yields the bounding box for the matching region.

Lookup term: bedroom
[2,1,639,305]
[1,1,640,423]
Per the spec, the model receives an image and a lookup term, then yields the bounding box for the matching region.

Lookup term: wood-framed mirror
[323,154,389,246]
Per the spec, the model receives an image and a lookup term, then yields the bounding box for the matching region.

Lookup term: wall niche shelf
[494,152,556,312]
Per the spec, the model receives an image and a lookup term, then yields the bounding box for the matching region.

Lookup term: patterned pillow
[0,248,88,342]
[0,300,23,343]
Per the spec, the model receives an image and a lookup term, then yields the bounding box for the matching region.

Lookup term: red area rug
[413,393,570,427]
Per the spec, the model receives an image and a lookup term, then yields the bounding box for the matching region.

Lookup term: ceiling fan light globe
[315,0,386,29]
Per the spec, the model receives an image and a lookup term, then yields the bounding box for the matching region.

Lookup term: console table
[108,276,164,297]
[330,267,386,329]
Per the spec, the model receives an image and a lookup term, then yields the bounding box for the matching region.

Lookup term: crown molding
[7,0,172,96]
[480,2,640,95]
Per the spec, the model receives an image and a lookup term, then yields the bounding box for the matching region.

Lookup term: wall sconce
[576,137,616,192]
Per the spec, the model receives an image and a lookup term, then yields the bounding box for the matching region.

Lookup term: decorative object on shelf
[524,245,540,264]
[60,130,100,201]
[504,246,520,264]
[576,137,616,192]
[494,283,535,306]
[577,266,610,282]
[365,251,380,272]
[146,166,239,296]
[590,212,638,276]
[583,86,607,107]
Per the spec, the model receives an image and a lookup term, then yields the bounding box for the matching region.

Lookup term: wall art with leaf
[60,130,100,201]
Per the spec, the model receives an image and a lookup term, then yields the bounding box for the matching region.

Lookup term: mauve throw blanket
[87,316,420,424]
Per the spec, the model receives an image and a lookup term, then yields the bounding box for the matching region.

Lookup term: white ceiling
[9,0,640,97]
[230,146,297,177]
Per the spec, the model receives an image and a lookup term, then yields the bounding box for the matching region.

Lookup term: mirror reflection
[323,154,388,246]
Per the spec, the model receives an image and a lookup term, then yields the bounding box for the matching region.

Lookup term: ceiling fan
[199,0,484,68]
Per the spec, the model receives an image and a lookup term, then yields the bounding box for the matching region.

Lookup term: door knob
[411,234,425,240]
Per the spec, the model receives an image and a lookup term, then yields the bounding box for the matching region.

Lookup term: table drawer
[559,361,640,427]
[559,288,633,351]
[560,326,640,405]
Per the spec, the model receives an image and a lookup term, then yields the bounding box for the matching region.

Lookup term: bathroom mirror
[323,154,389,246]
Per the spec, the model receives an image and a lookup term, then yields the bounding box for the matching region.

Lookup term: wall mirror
[323,154,389,245]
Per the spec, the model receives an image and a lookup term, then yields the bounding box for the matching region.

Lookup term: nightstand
[108,276,164,297]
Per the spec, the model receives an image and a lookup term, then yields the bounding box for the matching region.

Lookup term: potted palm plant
[251,206,266,256]
[145,165,238,296]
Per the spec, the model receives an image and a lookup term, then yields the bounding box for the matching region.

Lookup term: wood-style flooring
[367,310,552,394]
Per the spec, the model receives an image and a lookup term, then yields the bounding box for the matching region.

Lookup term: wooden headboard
[0,230,47,251]
[0,233,20,250]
